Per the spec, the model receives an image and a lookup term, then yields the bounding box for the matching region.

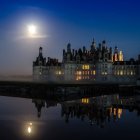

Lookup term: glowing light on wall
[56,71,62,75]
[120,70,123,75]
[76,71,82,75]
[28,127,32,133]
[82,65,90,70]
[114,53,118,61]
[113,108,117,116]
[118,108,122,119]
[119,51,124,61]
[81,98,89,104]
[130,71,133,75]
[76,76,81,80]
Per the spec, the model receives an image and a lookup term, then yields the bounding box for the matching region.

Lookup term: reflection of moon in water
[27,126,32,133]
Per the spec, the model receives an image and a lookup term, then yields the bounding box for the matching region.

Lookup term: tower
[118,51,124,61]
[102,40,106,50]
[39,47,43,57]
[91,38,96,53]
[113,46,119,62]
[67,43,71,53]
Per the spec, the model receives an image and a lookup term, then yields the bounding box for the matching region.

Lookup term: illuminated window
[120,70,123,75]
[93,70,96,75]
[76,76,82,80]
[81,98,89,104]
[114,53,118,61]
[113,108,117,116]
[118,108,122,119]
[130,71,133,75]
[56,71,62,75]
[79,71,82,75]
[58,71,62,75]
[76,71,82,75]
[104,72,108,75]
[82,65,90,70]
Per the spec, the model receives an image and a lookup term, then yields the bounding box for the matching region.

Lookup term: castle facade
[33,38,140,84]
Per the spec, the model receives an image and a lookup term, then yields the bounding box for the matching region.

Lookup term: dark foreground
[0,83,140,140]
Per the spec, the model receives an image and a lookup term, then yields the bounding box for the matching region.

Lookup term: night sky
[0,0,140,75]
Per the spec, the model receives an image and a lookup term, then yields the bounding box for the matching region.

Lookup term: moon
[27,25,37,36]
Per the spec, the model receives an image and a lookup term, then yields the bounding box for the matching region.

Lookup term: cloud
[15,34,51,40]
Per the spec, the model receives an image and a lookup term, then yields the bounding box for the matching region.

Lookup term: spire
[67,43,71,53]
[114,46,118,53]
[113,46,119,62]
[91,38,96,52]
[39,47,43,57]
[102,40,106,50]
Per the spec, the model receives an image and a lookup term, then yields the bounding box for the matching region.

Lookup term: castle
[33,38,140,84]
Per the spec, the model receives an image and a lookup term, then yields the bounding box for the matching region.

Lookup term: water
[0,93,140,140]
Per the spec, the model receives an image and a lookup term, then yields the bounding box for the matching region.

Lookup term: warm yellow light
[120,70,123,75]
[82,65,89,70]
[58,71,62,75]
[77,71,81,75]
[27,126,32,134]
[119,51,123,61]
[28,25,37,36]
[130,71,133,75]
[113,108,117,116]
[76,76,81,80]
[118,108,122,119]
[29,123,32,126]
[82,98,89,104]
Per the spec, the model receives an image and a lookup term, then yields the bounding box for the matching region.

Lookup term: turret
[113,46,119,62]
[102,40,106,50]
[83,46,86,53]
[67,43,71,53]
[118,51,123,61]
[114,46,118,54]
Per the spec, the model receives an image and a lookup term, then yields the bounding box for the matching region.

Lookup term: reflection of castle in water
[61,95,119,126]
[32,99,57,118]
[32,94,140,127]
